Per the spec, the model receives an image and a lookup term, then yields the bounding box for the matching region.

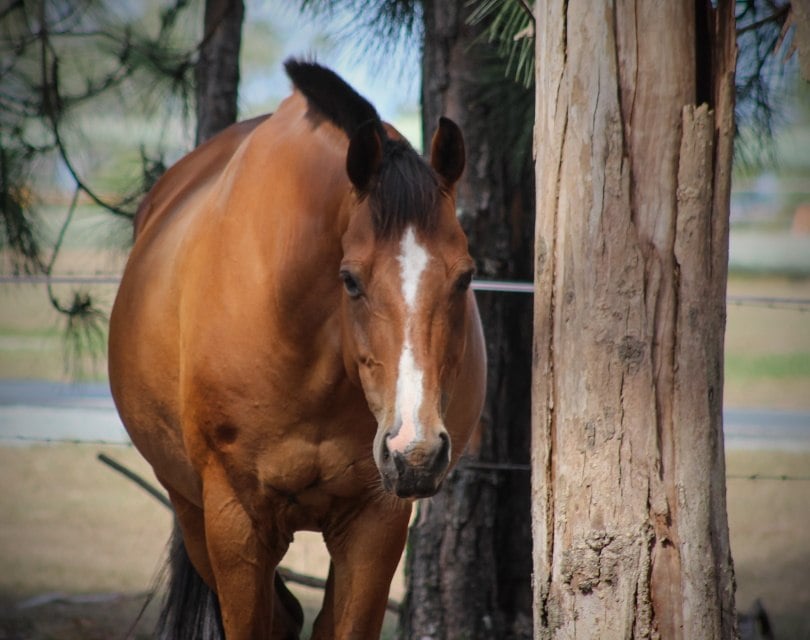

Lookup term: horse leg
[309,562,336,636]
[201,463,296,640]
[313,500,411,639]
[165,485,215,586]
[154,485,224,637]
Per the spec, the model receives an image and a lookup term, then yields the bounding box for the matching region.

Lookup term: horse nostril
[437,431,450,462]
[393,450,407,475]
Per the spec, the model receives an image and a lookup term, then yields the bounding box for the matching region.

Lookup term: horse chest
[218,416,379,529]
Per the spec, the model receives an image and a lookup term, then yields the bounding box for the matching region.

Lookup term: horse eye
[455,270,474,293]
[340,270,363,298]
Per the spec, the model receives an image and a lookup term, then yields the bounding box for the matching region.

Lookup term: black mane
[284,58,380,140]
[284,58,440,238]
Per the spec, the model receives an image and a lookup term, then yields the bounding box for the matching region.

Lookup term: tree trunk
[399,2,534,638]
[195,0,244,145]
[531,1,737,638]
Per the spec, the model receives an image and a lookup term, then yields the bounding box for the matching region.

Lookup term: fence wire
[2,275,810,310]
[2,434,807,481]
[2,274,808,480]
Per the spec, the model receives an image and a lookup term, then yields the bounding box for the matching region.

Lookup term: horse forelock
[368,140,442,240]
[284,58,444,240]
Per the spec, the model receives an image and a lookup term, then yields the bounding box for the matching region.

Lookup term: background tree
[399,1,535,638]
[531,0,738,636]
[195,0,244,144]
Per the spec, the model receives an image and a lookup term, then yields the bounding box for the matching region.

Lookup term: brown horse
[108,60,486,639]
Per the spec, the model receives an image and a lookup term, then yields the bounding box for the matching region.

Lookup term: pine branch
[44,187,80,315]
[514,0,534,22]
[737,4,790,36]
[35,11,134,219]
[0,0,200,377]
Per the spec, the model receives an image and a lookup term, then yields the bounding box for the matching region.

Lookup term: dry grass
[0,445,401,639]
[0,446,172,599]
[726,449,810,640]
[724,276,810,411]
[0,445,807,638]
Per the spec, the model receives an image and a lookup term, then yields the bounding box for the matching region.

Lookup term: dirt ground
[726,450,810,639]
[0,444,808,639]
[0,445,400,640]
[0,594,158,640]
[0,584,351,640]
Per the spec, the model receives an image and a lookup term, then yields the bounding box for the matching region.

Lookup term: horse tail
[154,521,224,640]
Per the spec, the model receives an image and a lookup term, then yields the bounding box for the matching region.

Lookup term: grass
[0,446,172,599]
[0,445,401,639]
[0,444,806,638]
[0,278,116,382]
[729,231,810,276]
[725,352,810,379]
[723,275,810,410]
[726,450,810,640]
[3,268,808,407]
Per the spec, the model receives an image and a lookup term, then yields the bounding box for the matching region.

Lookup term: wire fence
[1,273,808,481]
[0,275,123,285]
[1,433,808,481]
[2,274,810,310]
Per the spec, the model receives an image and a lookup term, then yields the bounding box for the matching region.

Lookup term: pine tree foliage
[1,0,201,376]
[298,0,423,53]
[468,0,534,88]
[1,0,199,234]
[735,0,797,168]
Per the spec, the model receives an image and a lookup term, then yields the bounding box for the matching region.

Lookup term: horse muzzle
[378,430,451,499]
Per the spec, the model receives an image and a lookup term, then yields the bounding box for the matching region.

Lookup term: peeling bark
[532,1,737,637]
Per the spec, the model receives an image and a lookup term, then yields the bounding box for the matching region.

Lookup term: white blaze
[388,227,429,453]
[399,227,428,308]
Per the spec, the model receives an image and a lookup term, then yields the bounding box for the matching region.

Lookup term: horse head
[338,117,474,499]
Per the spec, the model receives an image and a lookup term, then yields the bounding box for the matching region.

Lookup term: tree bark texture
[531,1,737,638]
[398,1,535,638]
[195,0,243,145]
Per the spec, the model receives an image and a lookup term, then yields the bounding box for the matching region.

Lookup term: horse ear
[346,120,383,192]
[430,117,465,187]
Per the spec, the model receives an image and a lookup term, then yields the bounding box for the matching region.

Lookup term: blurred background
[0,1,808,639]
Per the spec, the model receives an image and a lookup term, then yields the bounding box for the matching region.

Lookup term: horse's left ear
[430,117,465,187]
[347,120,384,192]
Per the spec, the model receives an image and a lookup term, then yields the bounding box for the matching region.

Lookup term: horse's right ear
[346,121,383,192]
